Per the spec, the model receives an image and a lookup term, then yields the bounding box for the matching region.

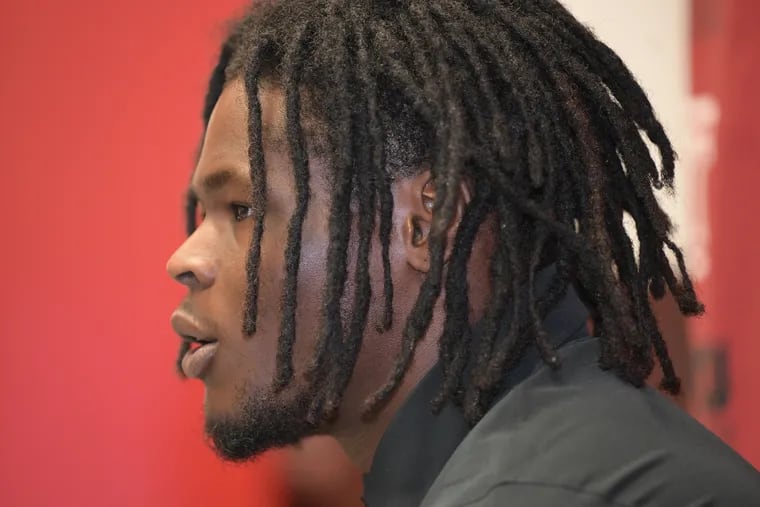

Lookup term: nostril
[175,271,199,287]
[168,255,217,289]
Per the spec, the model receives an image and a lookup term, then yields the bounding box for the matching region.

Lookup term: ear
[399,170,472,273]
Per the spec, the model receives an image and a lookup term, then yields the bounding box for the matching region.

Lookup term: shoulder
[421,338,760,507]
[424,481,631,507]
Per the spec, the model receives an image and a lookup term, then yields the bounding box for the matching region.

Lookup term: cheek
[234,200,332,384]
[203,224,250,334]
[347,219,429,395]
[349,244,405,382]
[237,218,290,382]
[288,210,332,374]
[205,214,290,392]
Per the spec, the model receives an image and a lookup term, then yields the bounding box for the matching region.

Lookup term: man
[167,1,760,505]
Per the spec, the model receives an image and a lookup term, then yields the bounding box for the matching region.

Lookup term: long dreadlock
[190,0,704,427]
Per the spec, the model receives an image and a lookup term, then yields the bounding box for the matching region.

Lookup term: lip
[171,311,207,341]
[181,341,219,379]
[171,310,218,379]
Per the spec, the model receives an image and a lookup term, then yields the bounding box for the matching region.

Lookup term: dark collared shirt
[364,283,760,506]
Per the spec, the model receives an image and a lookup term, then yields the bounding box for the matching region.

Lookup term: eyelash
[192,203,253,228]
[231,203,254,222]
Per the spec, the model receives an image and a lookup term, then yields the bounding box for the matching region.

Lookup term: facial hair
[205,381,320,461]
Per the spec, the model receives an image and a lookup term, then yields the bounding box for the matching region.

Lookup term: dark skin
[167,78,493,470]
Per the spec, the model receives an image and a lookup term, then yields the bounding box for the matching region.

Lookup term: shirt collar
[362,266,591,507]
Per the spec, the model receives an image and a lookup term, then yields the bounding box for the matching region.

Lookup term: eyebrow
[201,169,235,193]
[187,169,251,203]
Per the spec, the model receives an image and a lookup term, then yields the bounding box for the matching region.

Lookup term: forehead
[191,78,336,205]
[192,80,249,188]
[192,79,292,189]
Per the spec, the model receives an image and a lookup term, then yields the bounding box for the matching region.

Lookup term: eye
[231,203,254,222]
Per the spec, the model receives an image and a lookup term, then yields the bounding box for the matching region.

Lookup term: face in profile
[166,78,441,461]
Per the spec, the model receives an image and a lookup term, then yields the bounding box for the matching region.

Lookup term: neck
[331,364,434,472]
[329,297,453,471]
[332,421,379,473]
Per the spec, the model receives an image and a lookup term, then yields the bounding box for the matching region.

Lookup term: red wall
[0,1,288,505]
[3,2,758,505]
[690,0,760,468]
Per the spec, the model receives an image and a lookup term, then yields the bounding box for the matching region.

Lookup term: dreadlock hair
[192,0,704,427]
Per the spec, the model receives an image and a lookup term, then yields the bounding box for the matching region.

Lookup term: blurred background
[1,0,757,505]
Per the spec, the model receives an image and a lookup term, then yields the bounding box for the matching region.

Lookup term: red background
[689,0,760,468]
[0,0,288,505]
[1,1,758,506]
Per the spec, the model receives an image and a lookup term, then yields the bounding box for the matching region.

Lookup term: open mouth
[184,336,217,352]
[180,336,220,379]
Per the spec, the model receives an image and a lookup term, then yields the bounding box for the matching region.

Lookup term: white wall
[560,0,691,247]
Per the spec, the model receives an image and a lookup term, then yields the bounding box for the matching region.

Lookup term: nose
[166,236,217,291]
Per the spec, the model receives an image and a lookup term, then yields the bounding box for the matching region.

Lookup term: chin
[203,384,319,462]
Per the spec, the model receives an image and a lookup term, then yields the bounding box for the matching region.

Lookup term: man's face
[166,78,437,460]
